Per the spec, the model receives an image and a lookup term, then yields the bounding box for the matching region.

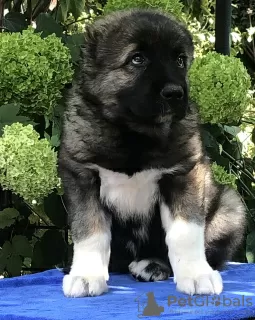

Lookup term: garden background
[0,0,254,277]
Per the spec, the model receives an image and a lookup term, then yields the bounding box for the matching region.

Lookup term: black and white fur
[58,9,246,297]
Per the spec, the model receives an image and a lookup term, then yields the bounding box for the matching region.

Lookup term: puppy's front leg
[159,173,223,295]
[62,169,111,297]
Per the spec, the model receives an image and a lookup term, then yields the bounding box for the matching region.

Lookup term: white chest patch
[85,164,181,221]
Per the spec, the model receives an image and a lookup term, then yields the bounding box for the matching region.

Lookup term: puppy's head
[81,9,194,125]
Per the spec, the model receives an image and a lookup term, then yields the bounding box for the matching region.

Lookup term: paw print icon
[212,296,221,306]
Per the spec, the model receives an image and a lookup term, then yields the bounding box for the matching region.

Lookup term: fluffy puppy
[58,9,246,297]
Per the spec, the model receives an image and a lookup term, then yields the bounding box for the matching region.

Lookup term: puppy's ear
[81,24,99,62]
[84,24,99,45]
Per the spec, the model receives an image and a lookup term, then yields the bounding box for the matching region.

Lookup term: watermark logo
[135,292,164,318]
[135,292,254,318]
[168,295,253,308]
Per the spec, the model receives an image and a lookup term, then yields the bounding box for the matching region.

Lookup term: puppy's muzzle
[160,84,187,120]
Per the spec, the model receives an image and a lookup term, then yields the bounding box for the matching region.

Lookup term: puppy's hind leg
[127,208,172,282]
[61,168,111,298]
[129,259,171,282]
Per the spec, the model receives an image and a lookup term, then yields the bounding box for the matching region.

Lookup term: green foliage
[0,208,20,229]
[189,52,251,124]
[103,0,183,19]
[0,28,73,118]
[60,0,86,20]
[184,1,249,58]
[0,241,12,273]
[12,235,33,258]
[211,162,237,189]
[0,123,60,204]
[36,13,65,38]
[0,234,33,276]
[3,12,29,32]
[65,33,86,63]
[0,104,33,134]
[6,252,22,276]
[31,230,67,268]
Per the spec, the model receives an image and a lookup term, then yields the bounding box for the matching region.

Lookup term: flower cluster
[189,52,251,124]
[0,28,73,118]
[0,123,61,204]
[103,0,183,19]
[211,163,237,189]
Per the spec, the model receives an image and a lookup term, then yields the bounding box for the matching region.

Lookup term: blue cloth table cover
[0,263,255,320]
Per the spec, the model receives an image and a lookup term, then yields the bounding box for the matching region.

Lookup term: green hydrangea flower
[103,0,183,19]
[189,52,251,124]
[211,162,237,189]
[0,28,73,118]
[0,123,61,204]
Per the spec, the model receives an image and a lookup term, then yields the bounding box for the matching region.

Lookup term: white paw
[129,259,171,281]
[63,275,108,297]
[174,262,223,295]
[129,260,151,278]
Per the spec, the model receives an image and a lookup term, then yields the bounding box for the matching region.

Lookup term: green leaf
[0,208,20,229]
[246,230,255,263]
[52,118,61,137]
[50,135,60,147]
[31,241,44,268]
[201,129,219,151]
[23,257,32,268]
[0,104,33,136]
[44,132,51,142]
[12,235,33,258]
[50,118,61,147]
[65,33,85,63]
[3,12,29,32]
[68,0,85,19]
[0,241,12,259]
[219,144,223,155]
[223,125,241,137]
[44,193,67,228]
[31,0,39,10]
[35,13,64,38]
[58,0,70,22]
[44,115,50,129]
[0,241,12,273]
[31,230,67,268]
[54,102,65,118]
[28,213,40,225]
[6,254,22,276]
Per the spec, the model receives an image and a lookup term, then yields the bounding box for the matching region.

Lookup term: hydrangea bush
[211,163,237,189]
[189,52,251,124]
[0,28,73,118]
[0,123,60,204]
[103,0,183,19]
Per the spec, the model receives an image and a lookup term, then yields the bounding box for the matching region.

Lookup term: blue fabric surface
[0,263,255,320]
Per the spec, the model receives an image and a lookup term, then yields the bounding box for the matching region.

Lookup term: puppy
[58,9,246,297]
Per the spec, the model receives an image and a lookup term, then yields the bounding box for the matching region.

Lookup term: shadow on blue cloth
[0,262,255,320]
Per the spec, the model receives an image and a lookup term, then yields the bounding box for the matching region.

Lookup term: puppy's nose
[160,84,184,100]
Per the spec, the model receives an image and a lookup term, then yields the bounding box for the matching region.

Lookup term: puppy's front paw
[63,275,108,297]
[174,262,223,295]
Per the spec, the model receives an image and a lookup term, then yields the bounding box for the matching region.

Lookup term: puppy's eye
[131,53,145,66]
[177,55,185,68]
